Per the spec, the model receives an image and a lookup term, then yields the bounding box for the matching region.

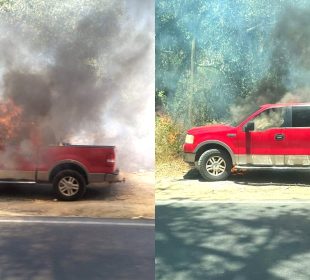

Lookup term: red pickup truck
[0,100,121,200]
[183,103,310,181]
[0,144,120,200]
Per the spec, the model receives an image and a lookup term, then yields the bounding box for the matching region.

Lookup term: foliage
[156,114,185,163]
[0,1,123,69]
[156,0,310,127]
[0,0,11,7]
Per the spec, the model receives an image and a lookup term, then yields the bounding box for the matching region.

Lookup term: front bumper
[88,169,125,184]
[183,152,196,164]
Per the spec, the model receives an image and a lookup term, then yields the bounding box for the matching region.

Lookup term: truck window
[252,108,285,131]
[292,106,310,127]
[230,106,259,126]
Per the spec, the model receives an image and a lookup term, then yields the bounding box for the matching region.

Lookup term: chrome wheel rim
[58,176,79,196]
[206,156,226,176]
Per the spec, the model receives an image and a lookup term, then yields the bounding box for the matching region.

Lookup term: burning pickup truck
[0,100,121,201]
[183,103,310,181]
[0,143,120,201]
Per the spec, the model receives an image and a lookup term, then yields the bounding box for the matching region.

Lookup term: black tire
[52,169,86,201]
[197,149,232,181]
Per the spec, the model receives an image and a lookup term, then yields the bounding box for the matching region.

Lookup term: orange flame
[231,166,247,176]
[0,99,23,144]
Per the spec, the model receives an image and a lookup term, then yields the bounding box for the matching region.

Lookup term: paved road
[156,201,310,280]
[0,217,154,280]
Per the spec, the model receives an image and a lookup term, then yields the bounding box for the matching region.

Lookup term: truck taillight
[106,152,116,167]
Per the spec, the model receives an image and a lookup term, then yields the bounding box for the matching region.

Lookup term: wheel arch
[194,141,236,165]
[49,160,89,184]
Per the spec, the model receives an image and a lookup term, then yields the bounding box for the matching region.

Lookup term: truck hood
[187,124,235,135]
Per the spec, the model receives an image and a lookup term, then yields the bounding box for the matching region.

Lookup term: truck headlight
[185,134,194,144]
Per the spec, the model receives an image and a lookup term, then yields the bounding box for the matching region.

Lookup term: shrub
[156,114,185,163]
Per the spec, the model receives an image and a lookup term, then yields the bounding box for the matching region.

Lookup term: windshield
[229,106,259,127]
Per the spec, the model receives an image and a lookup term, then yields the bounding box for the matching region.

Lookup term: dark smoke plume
[0,0,154,171]
[231,5,310,123]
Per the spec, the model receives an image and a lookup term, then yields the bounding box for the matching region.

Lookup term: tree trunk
[188,37,196,126]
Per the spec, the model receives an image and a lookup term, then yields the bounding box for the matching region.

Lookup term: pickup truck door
[237,107,287,166]
[283,106,310,166]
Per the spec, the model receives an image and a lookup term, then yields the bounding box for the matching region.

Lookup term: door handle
[275,134,285,141]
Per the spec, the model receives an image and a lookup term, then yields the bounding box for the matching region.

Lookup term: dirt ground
[156,160,310,201]
[0,171,154,219]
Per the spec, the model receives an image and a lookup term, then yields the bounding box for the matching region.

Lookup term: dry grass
[156,158,189,180]
[155,114,185,163]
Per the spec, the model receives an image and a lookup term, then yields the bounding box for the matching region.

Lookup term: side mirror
[243,122,254,132]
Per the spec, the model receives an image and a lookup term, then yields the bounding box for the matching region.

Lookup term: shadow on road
[183,168,310,187]
[0,182,118,201]
[156,202,310,280]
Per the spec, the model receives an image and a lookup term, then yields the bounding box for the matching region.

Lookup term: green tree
[156,0,310,127]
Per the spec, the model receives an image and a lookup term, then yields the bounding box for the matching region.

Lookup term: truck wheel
[53,170,86,201]
[198,149,232,181]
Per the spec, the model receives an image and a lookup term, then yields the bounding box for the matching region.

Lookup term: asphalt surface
[0,217,154,280]
[156,201,310,280]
